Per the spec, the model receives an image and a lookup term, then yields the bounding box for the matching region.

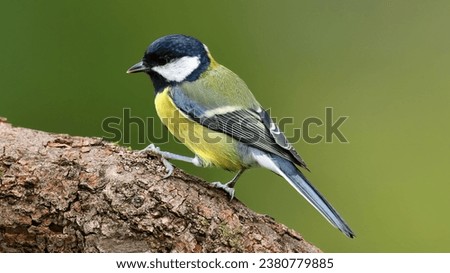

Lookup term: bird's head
[127,34,213,92]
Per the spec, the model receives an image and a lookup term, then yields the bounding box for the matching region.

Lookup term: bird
[127,34,355,238]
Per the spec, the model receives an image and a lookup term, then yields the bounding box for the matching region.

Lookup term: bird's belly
[154,88,243,171]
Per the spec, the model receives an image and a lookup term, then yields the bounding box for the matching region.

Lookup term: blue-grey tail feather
[270,154,355,238]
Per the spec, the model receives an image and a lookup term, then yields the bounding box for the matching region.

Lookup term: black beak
[126,61,149,74]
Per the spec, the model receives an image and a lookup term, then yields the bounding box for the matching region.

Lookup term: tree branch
[0,119,320,253]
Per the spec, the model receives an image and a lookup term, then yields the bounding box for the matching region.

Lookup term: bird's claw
[142,144,173,179]
[210,181,235,201]
[141,143,160,153]
[161,157,174,179]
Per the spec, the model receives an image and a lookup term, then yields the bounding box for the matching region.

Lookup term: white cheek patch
[152,56,201,82]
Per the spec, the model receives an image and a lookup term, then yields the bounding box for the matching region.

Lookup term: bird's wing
[169,80,308,169]
[257,107,308,169]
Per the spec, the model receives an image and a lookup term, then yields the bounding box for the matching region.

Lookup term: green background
[1,0,449,252]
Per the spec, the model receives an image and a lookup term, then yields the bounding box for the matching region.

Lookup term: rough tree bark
[0,119,320,253]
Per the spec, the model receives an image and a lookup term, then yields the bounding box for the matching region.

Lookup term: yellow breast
[154,87,243,171]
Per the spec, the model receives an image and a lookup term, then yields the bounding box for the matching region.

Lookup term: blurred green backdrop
[1,0,449,252]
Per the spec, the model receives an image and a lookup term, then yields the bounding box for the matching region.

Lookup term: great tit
[127,34,355,238]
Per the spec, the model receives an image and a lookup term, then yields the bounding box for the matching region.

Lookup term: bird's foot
[141,144,174,178]
[210,181,235,201]
[141,143,159,153]
[160,157,174,178]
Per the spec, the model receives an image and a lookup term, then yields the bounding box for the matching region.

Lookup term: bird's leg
[210,169,246,200]
[143,144,246,200]
[142,144,203,178]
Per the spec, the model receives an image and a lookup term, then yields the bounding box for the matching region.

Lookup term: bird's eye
[162,56,173,64]
[153,55,172,66]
